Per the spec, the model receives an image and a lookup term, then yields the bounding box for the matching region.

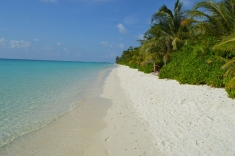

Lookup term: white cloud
[0,38,6,43]
[0,38,6,46]
[101,41,124,49]
[101,41,108,47]
[100,41,125,49]
[117,23,127,34]
[41,0,57,3]
[138,34,144,40]
[0,38,30,49]
[34,38,41,42]
[57,42,62,46]
[9,40,30,49]
[117,44,124,49]
[101,41,113,48]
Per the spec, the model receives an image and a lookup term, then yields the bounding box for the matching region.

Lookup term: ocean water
[0,59,114,148]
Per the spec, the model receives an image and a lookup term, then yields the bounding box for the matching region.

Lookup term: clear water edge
[0,59,115,149]
[1,98,85,149]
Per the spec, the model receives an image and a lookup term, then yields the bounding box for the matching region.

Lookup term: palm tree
[139,25,167,65]
[191,0,235,88]
[128,47,144,66]
[139,0,189,66]
[190,0,235,36]
[151,0,189,50]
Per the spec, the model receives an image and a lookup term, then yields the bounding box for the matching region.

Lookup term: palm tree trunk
[165,40,172,52]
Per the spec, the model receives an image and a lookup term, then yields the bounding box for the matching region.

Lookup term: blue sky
[0,0,197,62]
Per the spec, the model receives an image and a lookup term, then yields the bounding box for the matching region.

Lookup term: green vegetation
[116,0,235,98]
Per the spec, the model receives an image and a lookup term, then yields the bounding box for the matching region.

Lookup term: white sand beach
[85,65,235,156]
[2,65,235,156]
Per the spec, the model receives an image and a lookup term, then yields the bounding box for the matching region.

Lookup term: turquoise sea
[0,59,114,148]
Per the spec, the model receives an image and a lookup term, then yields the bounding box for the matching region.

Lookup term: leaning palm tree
[139,0,190,66]
[151,0,189,51]
[140,25,170,65]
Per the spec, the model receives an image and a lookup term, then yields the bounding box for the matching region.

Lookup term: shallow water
[0,59,114,149]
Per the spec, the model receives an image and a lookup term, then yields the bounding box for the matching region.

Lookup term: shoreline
[0,66,114,156]
[1,64,235,155]
[82,66,163,156]
[0,96,110,156]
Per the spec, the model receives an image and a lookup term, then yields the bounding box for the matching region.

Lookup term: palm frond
[214,55,228,63]
[213,34,235,51]
[191,0,235,35]
[139,38,161,55]
[225,76,235,88]
[180,18,198,26]
[222,57,235,76]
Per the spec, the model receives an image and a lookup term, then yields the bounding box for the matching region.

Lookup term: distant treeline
[116,0,235,98]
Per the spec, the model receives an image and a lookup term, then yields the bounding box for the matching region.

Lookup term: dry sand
[85,65,235,156]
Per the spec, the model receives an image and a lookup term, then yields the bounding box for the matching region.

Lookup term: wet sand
[0,97,111,156]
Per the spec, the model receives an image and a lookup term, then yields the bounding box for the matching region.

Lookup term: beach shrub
[138,63,153,73]
[128,62,138,69]
[226,88,235,98]
[206,60,225,87]
[159,43,225,87]
[223,76,235,98]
